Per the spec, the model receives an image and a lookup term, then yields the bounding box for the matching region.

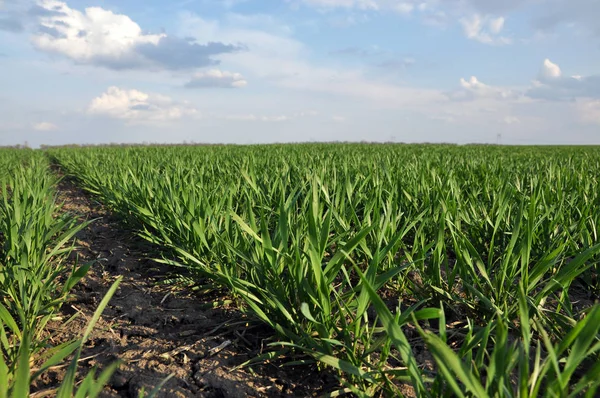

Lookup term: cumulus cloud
[185,69,247,88]
[88,87,197,123]
[297,0,599,43]
[449,76,518,101]
[540,58,561,78]
[527,59,600,101]
[31,0,240,70]
[450,59,600,108]
[33,122,58,131]
[460,14,511,44]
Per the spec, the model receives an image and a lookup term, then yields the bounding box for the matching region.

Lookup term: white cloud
[474,58,600,126]
[426,0,600,40]
[33,121,58,131]
[31,0,239,70]
[178,12,305,75]
[541,58,561,78]
[527,59,600,101]
[292,0,527,38]
[489,16,504,34]
[88,86,197,123]
[185,69,247,88]
[178,12,445,108]
[332,115,346,122]
[460,14,511,45]
[450,76,518,100]
[32,0,161,63]
[280,70,444,107]
[393,3,415,14]
[295,0,600,44]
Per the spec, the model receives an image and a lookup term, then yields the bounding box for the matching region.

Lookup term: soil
[32,178,337,397]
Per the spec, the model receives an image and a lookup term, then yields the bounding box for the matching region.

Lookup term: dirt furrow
[34,177,331,397]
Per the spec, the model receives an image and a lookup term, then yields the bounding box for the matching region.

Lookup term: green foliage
[50,144,600,395]
[0,150,121,396]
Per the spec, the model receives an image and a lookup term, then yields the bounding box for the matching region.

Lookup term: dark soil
[32,178,336,397]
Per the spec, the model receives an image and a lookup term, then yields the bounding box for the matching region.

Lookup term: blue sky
[0,0,599,147]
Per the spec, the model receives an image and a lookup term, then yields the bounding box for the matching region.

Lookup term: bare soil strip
[34,178,333,397]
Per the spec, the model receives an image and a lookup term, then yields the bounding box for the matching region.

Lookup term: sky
[0,0,599,147]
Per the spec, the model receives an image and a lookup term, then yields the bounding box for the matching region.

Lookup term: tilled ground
[33,178,336,397]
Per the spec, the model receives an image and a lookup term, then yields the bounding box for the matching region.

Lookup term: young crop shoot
[49,144,600,396]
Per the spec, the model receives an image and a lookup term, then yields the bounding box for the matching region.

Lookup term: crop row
[0,149,122,397]
[51,144,600,396]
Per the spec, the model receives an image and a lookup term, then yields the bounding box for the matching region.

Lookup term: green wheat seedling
[49,143,600,395]
[0,150,123,396]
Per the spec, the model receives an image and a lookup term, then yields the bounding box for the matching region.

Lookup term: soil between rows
[33,177,336,397]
